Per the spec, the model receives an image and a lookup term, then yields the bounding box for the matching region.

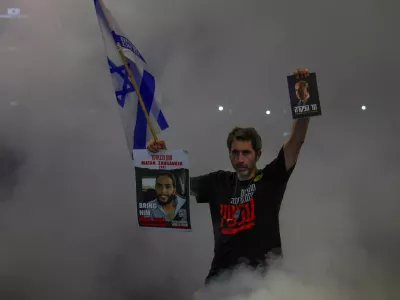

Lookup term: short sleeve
[190,171,222,204]
[263,146,295,182]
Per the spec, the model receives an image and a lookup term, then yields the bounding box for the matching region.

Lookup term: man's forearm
[289,118,310,145]
[283,118,310,170]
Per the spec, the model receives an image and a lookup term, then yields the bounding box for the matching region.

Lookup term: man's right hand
[146,139,167,153]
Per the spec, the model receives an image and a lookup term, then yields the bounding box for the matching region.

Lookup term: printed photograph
[287,72,322,119]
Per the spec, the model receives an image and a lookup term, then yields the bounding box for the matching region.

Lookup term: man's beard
[157,195,175,206]
[234,164,255,180]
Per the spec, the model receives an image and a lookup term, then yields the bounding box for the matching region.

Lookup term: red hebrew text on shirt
[220,197,255,234]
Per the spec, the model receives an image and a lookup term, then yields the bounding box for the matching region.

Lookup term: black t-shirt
[191,146,295,280]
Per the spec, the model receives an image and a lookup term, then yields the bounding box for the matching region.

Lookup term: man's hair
[155,172,176,188]
[227,127,262,153]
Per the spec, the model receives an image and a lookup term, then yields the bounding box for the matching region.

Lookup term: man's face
[229,139,258,179]
[155,175,175,203]
[295,82,308,100]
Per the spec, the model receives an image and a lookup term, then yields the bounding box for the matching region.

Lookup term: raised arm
[283,118,310,171]
[283,68,311,171]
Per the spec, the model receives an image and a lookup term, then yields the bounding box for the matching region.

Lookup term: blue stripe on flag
[133,70,155,149]
[157,111,169,130]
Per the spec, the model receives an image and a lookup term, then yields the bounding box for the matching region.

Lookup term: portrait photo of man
[146,172,188,222]
[295,80,310,106]
[287,72,321,119]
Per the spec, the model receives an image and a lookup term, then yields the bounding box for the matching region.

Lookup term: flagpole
[98,0,159,142]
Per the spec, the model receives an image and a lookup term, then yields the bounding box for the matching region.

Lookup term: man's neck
[237,168,258,181]
[163,201,176,213]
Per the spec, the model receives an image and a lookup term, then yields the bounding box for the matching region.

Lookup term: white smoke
[196,249,399,300]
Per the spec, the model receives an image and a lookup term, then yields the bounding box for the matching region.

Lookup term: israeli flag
[94,0,169,154]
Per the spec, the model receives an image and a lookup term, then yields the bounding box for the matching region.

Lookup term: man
[295,80,310,106]
[147,172,188,222]
[148,68,311,285]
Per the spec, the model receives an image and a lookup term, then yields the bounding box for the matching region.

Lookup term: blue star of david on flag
[107,58,135,108]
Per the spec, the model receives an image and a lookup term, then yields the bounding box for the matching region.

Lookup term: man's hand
[146,139,167,153]
[294,68,309,78]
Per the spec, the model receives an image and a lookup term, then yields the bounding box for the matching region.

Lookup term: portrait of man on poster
[295,80,310,106]
[146,172,188,222]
